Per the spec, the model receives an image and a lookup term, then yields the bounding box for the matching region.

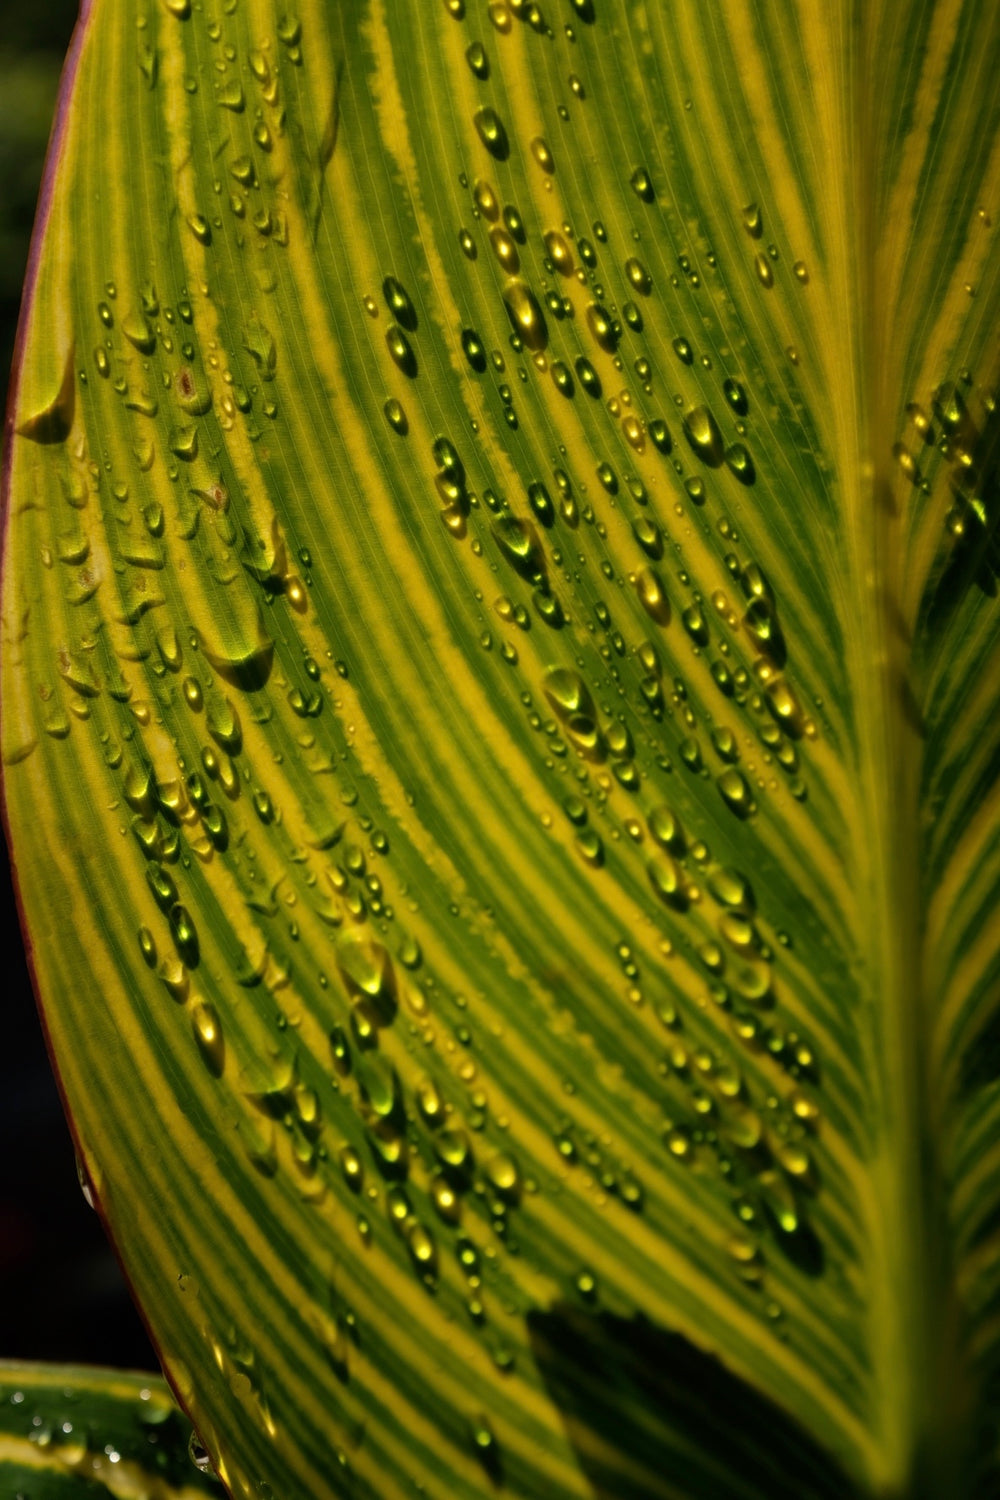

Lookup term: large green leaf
[3,1,1000,1496]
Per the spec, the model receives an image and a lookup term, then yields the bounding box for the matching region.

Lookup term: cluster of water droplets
[0,1371,213,1495]
[1,0,874,1491]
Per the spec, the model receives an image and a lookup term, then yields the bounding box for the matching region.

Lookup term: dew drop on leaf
[502,278,548,351]
[473,106,509,160]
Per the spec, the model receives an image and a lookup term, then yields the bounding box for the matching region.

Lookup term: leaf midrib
[855,13,969,1488]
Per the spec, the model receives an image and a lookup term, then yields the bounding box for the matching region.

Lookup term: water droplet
[466,193,497,245]
[432,1175,460,1222]
[717,768,755,819]
[192,1000,224,1075]
[725,443,755,484]
[407,1221,437,1273]
[485,1152,521,1201]
[932,382,968,434]
[648,854,688,910]
[187,213,211,245]
[905,401,933,441]
[622,414,644,452]
[634,566,670,624]
[624,256,652,294]
[189,1433,214,1474]
[742,597,785,666]
[754,252,774,288]
[526,479,554,527]
[470,1415,498,1472]
[627,515,661,562]
[596,461,618,493]
[473,107,509,160]
[337,935,397,1027]
[170,904,199,966]
[383,397,408,434]
[466,40,489,78]
[339,1145,364,1191]
[492,515,546,581]
[461,328,487,372]
[791,1091,820,1126]
[385,325,417,377]
[743,202,762,238]
[530,136,555,173]
[630,166,654,202]
[544,230,574,275]
[585,302,618,353]
[206,696,242,753]
[489,225,520,272]
[16,345,75,444]
[502,205,525,243]
[707,867,755,912]
[502,278,548,351]
[648,805,685,853]
[217,79,244,111]
[682,406,724,465]
[576,829,604,866]
[382,275,417,331]
[575,356,601,398]
[551,360,574,397]
[723,377,748,414]
[122,309,155,353]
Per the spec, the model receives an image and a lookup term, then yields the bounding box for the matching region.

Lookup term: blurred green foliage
[1,0,78,440]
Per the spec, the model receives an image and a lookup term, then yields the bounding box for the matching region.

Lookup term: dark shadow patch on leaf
[772,1217,825,1276]
[530,1306,860,1500]
[958,966,1000,1094]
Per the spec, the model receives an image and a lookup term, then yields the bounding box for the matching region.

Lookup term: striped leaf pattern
[3,2,1000,1496]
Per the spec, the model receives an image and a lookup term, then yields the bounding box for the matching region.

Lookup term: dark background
[1,0,155,1371]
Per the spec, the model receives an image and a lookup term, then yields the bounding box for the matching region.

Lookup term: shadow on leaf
[529,1305,861,1500]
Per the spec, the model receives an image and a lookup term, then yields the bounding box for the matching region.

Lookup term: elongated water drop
[466,40,489,78]
[474,107,509,160]
[502,278,548,351]
[382,275,417,331]
[683,406,724,466]
[530,137,555,173]
[473,178,499,220]
[625,256,651,294]
[630,166,654,202]
[544,230,574,275]
[717,768,754,818]
[384,398,408,434]
[634,566,670,624]
[192,1000,224,1076]
[586,302,618,352]
[386,325,417,377]
[754,253,774,288]
[490,225,519,272]
[725,444,755,484]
